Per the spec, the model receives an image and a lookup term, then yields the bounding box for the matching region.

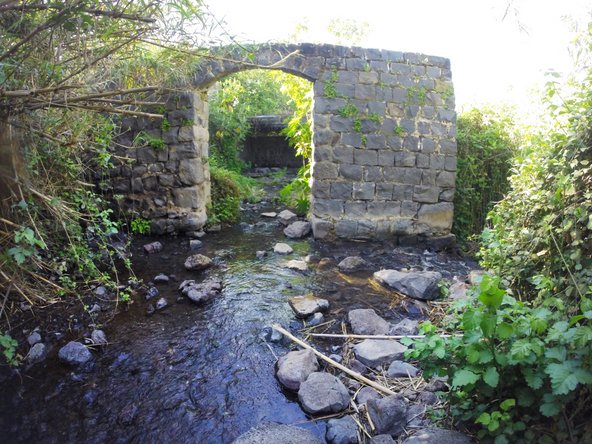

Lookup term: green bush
[208,166,262,224]
[453,108,517,243]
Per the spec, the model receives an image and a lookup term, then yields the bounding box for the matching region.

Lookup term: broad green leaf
[452,369,480,387]
[479,349,494,364]
[497,322,514,339]
[522,368,544,389]
[480,313,497,337]
[476,412,490,425]
[494,435,509,444]
[483,366,500,388]
[540,401,561,417]
[572,326,592,347]
[511,339,532,360]
[500,399,516,411]
[544,346,566,361]
[546,362,579,395]
[467,347,480,363]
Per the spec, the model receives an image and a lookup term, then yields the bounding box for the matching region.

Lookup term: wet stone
[348,308,390,335]
[284,221,312,239]
[153,273,170,284]
[184,253,213,271]
[338,256,367,273]
[387,360,419,378]
[273,243,293,254]
[298,372,350,415]
[233,422,323,444]
[276,349,319,391]
[180,277,223,304]
[374,270,442,301]
[260,326,283,343]
[277,209,297,225]
[58,341,92,366]
[326,416,358,444]
[256,250,267,259]
[261,212,277,218]
[145,286,159,300]
[143,241,163,254]
[353,339,407,368]
[285,260,308,272]
[288,295,329,318]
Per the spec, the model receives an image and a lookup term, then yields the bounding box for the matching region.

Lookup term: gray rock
[94,286,108,297]
[468,270,486,285]
[27,343,47,364]
[277,209,297,225]
[256,250,267,259]
[348,359,367,374]
[289,295,329,318]
[356,386,381,406]
[448,281,468,300]
[348,309,390,335]
[370,436,396,444]
[387,361,419,378]
[27,331,42,346]
[389,319,419,336]
[181,277,223,304]
[417,391,439,405]
[91,329,108,345]
[274,243,293,254]
[233,422,323,444]
[353,340,407,368]
[277,349,319,391]
[88,303,102,314]
[260,326,283,343]
[285,260,308,272]
[338,256,368,273]
[145,286,159,300]
[284,221,312,239]
[261,212,277,218]
[153,273,170,284]
[374,270,442,300]
[143,241,162,254]
[189,239,203,250]
[326,416,358,444]
[58,341,92,365]
[307,312,324,326]
[184,254,213,271]
[298,372,350,414]
[402,428,473,444]
[406,404,426,428]
[367,395,408,437]
[155,297,168,310]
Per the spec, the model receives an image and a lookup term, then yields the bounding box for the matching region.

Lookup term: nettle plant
[403,275,592,443]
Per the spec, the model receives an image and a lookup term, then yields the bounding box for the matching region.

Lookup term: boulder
[402,428,473,444]
[285,260,308,272]
[367,395,408,437]
[374,270,442,301]
[274,243,293,254]
[233,422,323,444]
[348,309,390,335]
[389,319,419,336]
[353,340,407,368]
[276,349,319,391]
[143,241,162,254]
[289,295,329,318]
[298,372,350,415]
[277,210,297,225]
[184,254,213,271]
[326,416,358,444]
[284,221,312,239]
[338,256,368,273]
[58,341,92,365]
[180,277,223,304]
[386,361,419,378]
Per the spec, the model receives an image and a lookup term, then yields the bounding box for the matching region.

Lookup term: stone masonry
[108,43,456,239]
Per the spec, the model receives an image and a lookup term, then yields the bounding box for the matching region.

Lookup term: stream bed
[0,203,476,444]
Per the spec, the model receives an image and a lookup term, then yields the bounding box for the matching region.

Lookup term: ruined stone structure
[108,43,456,240]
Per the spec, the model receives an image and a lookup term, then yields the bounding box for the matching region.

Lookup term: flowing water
[0,206,475,443]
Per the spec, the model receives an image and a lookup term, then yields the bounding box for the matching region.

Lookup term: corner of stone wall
[107,90,210,235]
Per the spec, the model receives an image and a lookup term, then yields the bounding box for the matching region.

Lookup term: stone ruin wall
[106,43,457,241]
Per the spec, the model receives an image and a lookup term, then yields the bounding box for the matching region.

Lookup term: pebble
[27,331,42,346]
[58,341,92,366]
[153,273,170,284]
[27,343,47,364]
[273,243,293,254]
[155,298,168,310]
[143,241,163,254]
[91,329,108,345]
[189,240,203,250]
[145,286,159,300]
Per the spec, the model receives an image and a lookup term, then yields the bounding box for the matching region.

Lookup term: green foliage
[133,130,166,150]
[208,166,262,224]
[453,108,516,243]
[8,227,46,266]
[0,332,19,366]
[130,218,151,235]
[280,164,311,216]
[405,276,592,442]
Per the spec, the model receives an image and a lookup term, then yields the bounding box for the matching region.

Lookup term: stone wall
[108,91,210,235]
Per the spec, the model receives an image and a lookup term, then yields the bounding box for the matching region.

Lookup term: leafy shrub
[453,108,516,243]
[208,166,262,224]
[405,276,592,443]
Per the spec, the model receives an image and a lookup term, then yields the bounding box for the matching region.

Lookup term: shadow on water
[0,218,475,443]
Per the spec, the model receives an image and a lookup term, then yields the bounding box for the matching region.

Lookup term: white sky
[207,0,591,113]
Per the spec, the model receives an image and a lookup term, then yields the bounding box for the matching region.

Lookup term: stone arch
[109,43,457,241]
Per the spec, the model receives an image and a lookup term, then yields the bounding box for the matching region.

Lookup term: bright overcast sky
[207,0,591,112]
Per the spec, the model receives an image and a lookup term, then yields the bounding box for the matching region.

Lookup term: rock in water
[189,239,203,250]
[277,209,297,225]
[58,341,92,365]
[367,395,408,437]
[374,270,442,300]
[184,254,213,271]
[276,349,319,390]
[387,360,419,378]
[284,221,311,239]
[233,422,323,444]
[288,295,329,318]
[273,243,293,254]
[338,256,367,273]
[348,308,390,335]
[353,339,407,368]
[143,241,162,254]
[298,372,350,414]
[261,212,277,218]
[326,416,358,444]
[285,260,308,272]
[402,428,473,444]
[180,277,223,304]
